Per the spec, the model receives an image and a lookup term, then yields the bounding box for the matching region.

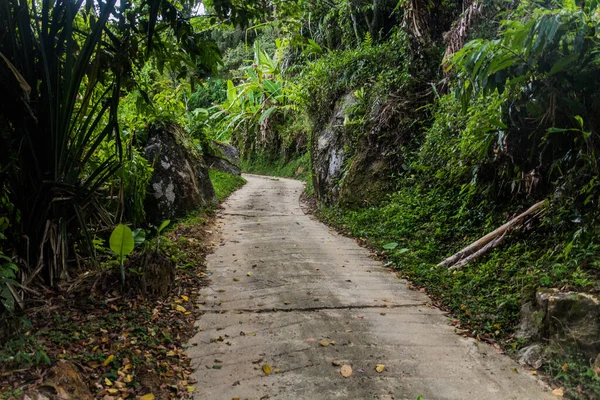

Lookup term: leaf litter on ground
[0,211,218,399]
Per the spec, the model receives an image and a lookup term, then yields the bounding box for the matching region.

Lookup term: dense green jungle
[2,0,600,398]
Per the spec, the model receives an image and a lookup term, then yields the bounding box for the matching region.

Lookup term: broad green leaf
[133,228,146,247]
[158,220,171,233]
[109,224,135,259]
[382,242,399,250]
[549,54,579,76]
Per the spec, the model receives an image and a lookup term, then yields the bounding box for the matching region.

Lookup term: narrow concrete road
[188,174,551,400]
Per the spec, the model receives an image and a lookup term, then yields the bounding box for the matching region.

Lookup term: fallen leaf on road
[383,299,392,303]
[319,340,330,347]
[284,301,290,305]
[262,364,272,375]
[345,329,353,333]
[552,388,565,397]
[332,360,341,366]
[380,312,386,316]
[102,354,114,366]
[340,365,352,378]
[376,364,385,373]
[233,278,239,282]
[247,271,253,276]
[304,338,316,342]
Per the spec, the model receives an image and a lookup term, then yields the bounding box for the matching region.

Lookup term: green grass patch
[209,169,247,202]
[318,185,600,397]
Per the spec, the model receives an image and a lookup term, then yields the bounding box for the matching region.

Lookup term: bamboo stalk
[438,200,546,268]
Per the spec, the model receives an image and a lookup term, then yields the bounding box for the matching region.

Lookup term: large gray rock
[144,123,217,223]
[310,93,402,207]
[206,140,241,175]
[517,343,544,369]
[311,93,356,204]
[517,289,600,363]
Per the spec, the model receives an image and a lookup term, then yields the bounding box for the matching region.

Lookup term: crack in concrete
[198,303,424,314]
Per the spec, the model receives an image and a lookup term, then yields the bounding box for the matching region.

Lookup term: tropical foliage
[2,0,600,396]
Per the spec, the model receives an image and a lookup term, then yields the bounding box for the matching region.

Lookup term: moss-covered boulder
[144,122,217,223]
[311,93,355,204]
[517,289,600,365]
[206,140,241,175]
[311,93,401,207]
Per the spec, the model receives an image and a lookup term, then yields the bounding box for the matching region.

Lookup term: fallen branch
[438,200,546,269]
[448,231,506,271]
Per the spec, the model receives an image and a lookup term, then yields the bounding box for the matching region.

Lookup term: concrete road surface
[187,174,551,400]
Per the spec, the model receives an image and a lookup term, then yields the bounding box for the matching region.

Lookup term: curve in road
[188,174,551,400]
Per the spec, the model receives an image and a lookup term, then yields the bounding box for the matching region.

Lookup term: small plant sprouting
[154,220,171,252]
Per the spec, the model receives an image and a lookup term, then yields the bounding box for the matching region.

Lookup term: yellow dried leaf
[187,385,195,393]
[176,305,186,312]
[166,350,176,357]
[561,363,569,372]
[551,388,564,397]
[262,364,271,375]
[247,271,253,276]
[104,377,113,386]
[340,365,352,378]
[283,301,291,305]
[103,354,114,367]
[107,388,119,394]
[382,299,392,303]
[182,295,189,301]
[92,345,99,352]
[319,340,330,347]
[332,360,341,366]
[140,394,155,400]
[375,364,385,373]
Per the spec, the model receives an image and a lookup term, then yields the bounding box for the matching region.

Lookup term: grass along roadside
[316,186,600,399]
[209,170,247,202]
[0,171,246,400]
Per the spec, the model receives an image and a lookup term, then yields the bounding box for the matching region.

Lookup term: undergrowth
[0,174,246,399]
[318,184,600,398]
[209,169,247,202]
